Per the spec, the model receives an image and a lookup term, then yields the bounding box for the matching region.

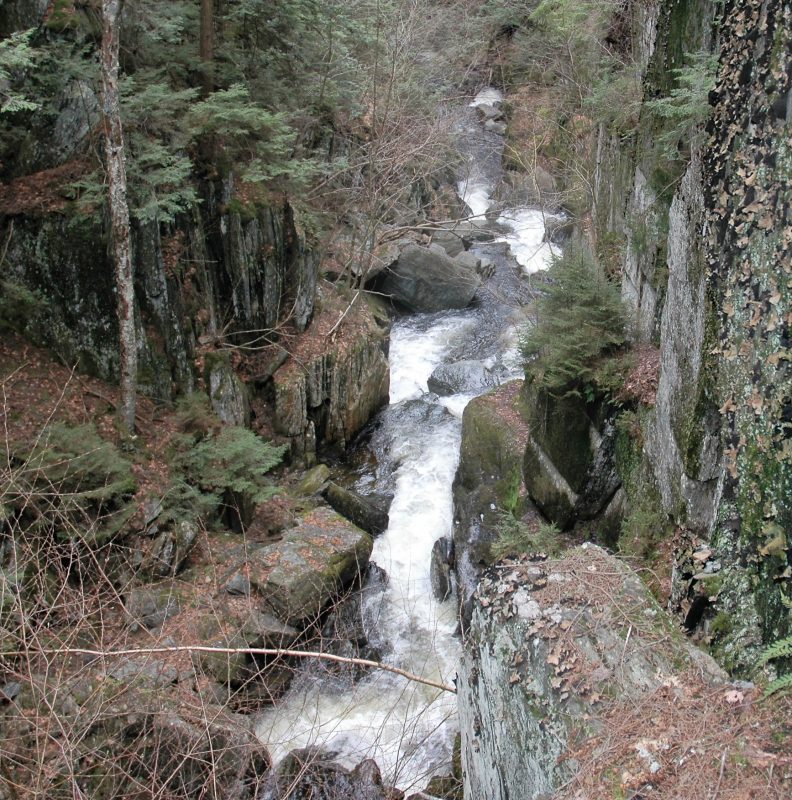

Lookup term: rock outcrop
[452,381,530,620]
[458,545,727,800]
[521,383,621,531]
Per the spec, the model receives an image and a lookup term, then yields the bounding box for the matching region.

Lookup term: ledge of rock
[458,545,728,800]
[272,286,390,459]
[452,380,530,621]
[232,506,373,627]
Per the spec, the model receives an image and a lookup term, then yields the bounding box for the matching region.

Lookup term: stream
[255,89,559,792]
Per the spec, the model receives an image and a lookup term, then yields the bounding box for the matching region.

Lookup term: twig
[712,748,728,798]
[0,219,13,272]
[20,645,457,694]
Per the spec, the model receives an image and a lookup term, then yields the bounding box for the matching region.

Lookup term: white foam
[495,208,560,274]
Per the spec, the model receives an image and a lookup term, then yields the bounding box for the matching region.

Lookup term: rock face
[0,190,316,401]
[458,546,726,800]
[452,381,530,621]
[272,291,390,458]
[521,383,621,530]
[375,244,480,312]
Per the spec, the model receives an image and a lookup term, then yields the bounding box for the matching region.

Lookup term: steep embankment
[456,0,791,796]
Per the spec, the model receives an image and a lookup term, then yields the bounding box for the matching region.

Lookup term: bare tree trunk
[101,0,136,434]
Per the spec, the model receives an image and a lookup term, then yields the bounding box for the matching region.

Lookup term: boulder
[427,360,497,396]
[543,215,574,243]
[8,674,271,799]
[453,250,481,272]
[124,583,182,631]
[521,382,621,529]
[260,749,402,800]
[323,481,391,535]
[236,506,373,626]
[475,103,503,121]
[195,606,298,686]
[483,119,507,136]
[452,381,531,623]
[297,464,332,495]
[430,537,454,601]
[141,519,198,578]
[376,244,480,312]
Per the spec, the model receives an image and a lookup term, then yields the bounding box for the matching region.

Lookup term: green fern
[764,672,792,697]
[759,636,792,666]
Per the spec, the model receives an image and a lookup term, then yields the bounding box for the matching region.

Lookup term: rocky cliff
[456,0,791,795]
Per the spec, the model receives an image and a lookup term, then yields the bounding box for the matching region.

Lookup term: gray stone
[483,119,507,136]
[323,482,390,535]
[245,506,373,626]
[208,357,250,427]
[124,584,182,630]
[106,658,179,688]
[458,546,727,800]
[142,520,198,578]
[377,244,480,312]
[476,103,503,120]
[430,537,454,601]
[454,250,481,272]
[297,464,332,495]
[427,360,496,396]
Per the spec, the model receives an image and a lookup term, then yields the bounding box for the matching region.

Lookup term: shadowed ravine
[254,89,556,792]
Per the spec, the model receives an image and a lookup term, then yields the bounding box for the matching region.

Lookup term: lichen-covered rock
[644,155,720,532]
[458,546,727,800]
[272,292,389,457]
[234,506,373,627]
[376,244,480,312]
[453,381,530,620]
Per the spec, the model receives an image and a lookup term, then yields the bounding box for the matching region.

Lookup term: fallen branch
[20,645,457,694]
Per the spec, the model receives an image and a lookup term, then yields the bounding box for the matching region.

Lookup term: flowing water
[255,88,556,792]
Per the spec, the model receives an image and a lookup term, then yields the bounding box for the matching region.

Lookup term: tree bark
[101,0,136,434]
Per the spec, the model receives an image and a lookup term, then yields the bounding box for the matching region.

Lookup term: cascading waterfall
[255,88,557,792]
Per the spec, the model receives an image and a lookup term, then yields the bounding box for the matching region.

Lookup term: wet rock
[323,482,390,535]
[427,360,497,396]
[260,748,403,800]
[483,119,507,136]
[543,215,574,243]
[453,250,481,272]
[430,537,454,601]
[376,244,480,312]
[475,103,503,121]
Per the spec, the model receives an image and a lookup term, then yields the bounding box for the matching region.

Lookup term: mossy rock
[241,506,373,626]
